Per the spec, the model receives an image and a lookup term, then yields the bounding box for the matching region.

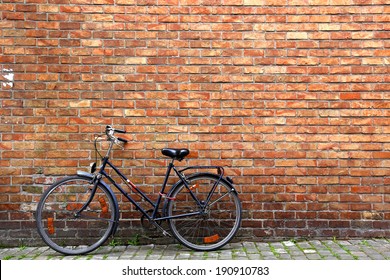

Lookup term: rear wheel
[36,175,116,255]
[166,174,241,251]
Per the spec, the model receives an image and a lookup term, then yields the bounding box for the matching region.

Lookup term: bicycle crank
[140,209,162,231]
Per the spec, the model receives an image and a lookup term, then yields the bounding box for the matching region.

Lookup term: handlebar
[114,128,126,134]
[105,125,128,143]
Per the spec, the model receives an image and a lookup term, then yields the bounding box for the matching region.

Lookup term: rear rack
[178,165,225,188]
[178,165,224,177]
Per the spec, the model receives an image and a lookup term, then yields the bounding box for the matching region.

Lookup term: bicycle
[36,125,242,255]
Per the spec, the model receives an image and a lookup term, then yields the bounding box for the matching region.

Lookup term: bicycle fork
[74,174,102,218]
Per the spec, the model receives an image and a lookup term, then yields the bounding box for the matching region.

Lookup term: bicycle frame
[84,155,224,234]
[100,156,184,219]
[76,131,227,236]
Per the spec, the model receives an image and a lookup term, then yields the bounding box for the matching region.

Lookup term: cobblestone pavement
[1,239,389,260]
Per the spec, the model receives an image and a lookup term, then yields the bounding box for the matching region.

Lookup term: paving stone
[323,256,339,260]
[224,243,245,250]
[299,242,313,249]
[95,246,113,255]
[279,254,293,259]
[318,250,333,256]
[337,254,355,260]
[146,254,161,260]
[0,249,12,259]
[175,252,191,259]
[62,255,78,260]
[381,252,390,259]
[105,255,118,260]
[351,251,367,257]
[218,251,233,258]
[306,254,322,260]
[248,254,263,260]
[75,255,91,260]
[303,249,317,254]
[337,240,352,246]
[189,252,205,260]
[264,255,279,260]
[205,252,219,259]
[274,248,288,254]
[282,240,296,247]
[160,251,177,259]
[290,251,306,258]
[244,245,260,254]
[92,254,107,260]
[261,251,274,256]
[349,240,364,245]
[0,239,389,260]
[0,248,22,259]
[233,251,247,258]
[370,254,387,260]
[111,246,127,253]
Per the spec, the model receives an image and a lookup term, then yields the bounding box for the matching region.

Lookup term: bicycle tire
[36,175,116,255]
[166,173,241,251]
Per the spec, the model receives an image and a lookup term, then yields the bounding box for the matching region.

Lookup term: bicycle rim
[167,174,241,251]
[36,176,116,255]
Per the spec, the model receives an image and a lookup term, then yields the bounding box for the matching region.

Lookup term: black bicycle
[36,126,242,255]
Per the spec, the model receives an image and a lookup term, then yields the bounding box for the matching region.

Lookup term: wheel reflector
[99,197,108,213]
[47,217,55,235]
[204,234,219,243]
[190,183,199,191]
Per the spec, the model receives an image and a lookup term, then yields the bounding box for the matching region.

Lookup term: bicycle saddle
[161,148,190,161]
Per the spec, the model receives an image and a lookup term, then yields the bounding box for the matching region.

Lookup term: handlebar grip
[114,129,126,134]
[117,137,128,143]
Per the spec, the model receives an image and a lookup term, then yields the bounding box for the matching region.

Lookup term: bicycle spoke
[207,191,234,208]
[167,174,241,251]
[78,214,116,223]
[36,176,116,255]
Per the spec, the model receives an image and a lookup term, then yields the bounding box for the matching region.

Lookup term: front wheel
[166,174,241,251]
[36,175,116,255]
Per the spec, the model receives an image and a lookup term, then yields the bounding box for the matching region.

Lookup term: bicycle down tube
[95,157,204,224]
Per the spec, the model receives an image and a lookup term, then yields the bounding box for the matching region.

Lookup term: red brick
[340,92,361,100]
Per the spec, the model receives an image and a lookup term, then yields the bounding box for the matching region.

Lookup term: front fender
[77,171,120,236]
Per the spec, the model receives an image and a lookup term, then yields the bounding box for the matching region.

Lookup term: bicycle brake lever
[117,137,128,143]
[113,138,127,148]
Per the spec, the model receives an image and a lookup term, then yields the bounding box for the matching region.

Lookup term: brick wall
[1,0,389,246]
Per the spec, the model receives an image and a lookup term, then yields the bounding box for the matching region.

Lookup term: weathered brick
[0,0,389,245]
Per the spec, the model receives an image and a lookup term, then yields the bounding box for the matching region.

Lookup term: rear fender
[77,171,120,236]
[162,173,238,215]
